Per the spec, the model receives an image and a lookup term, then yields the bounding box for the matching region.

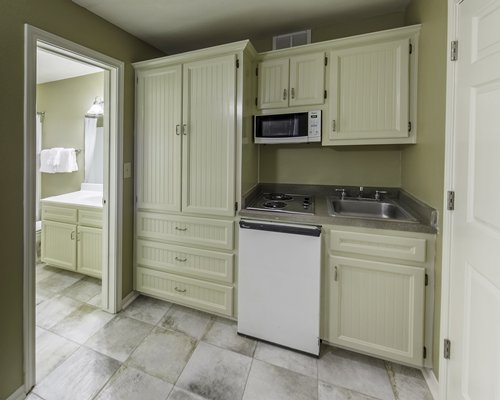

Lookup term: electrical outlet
[123,162,132,179]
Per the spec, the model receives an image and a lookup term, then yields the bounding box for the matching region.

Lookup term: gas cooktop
[246,192,315,215]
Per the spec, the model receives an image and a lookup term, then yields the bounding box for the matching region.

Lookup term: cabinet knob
[283,88,287,100]
[332,120,337,132]
[291,87,295,99]
[174,287,187,293]
[175,124,181,135]
[175,226,188,232]
[334,266,338,281]
[182,124,188,135]
[175,256,187,262]
[70,231,76,240]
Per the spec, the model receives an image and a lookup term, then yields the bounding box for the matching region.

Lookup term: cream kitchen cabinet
[41,204,102,278]
[133,41,256,317]
[257,52,325,109]
[321,226,435,367]
[324,38,415,145]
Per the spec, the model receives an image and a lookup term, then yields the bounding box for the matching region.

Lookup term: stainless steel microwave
[253,110,321,144]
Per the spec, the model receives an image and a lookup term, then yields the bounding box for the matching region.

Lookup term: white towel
[55,148,79,173]
[40,148,61,173]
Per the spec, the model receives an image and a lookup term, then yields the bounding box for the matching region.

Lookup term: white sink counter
[41,190,103,209]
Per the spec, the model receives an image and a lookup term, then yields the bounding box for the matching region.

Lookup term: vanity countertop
[41,190,103,209]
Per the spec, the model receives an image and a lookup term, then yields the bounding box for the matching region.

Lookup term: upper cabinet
[257,52,325,109]
[323,38,413,145]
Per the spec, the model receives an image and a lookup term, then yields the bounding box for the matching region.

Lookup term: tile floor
[32,263,433,400]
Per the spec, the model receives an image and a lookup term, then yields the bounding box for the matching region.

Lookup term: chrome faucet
[335,188,347,200]
[358,186,364,198]
[374,190,388,201]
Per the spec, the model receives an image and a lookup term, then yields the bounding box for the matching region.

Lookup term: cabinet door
[41,221,77,271]
[325,255,425,366]
[77,226,102,279]
[136,65,182,212]
[289,52,325,107]
[325,39,410,144]
[257,58,289,109]
[182,55,237,217]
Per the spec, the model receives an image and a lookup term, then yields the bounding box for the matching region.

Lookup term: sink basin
[327,198,418,223]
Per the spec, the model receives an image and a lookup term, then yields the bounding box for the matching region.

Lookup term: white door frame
[440,1,461,399]
[23,25,124,391]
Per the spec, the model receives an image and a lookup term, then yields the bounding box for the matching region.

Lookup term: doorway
[24,25,124,392]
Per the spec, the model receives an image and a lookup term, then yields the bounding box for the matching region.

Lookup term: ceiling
[37,49,103,84]
[72,0,409,54]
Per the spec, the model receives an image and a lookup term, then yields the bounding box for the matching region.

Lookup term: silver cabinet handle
[283,88,287,100]
[175,227,188,231]
[182,124,187,135]
[334,266,338,281]
[175,256,187,262]
[291,87,295,99]
[332,120,336,132]
[175,124,181,135]
[70,231,76,240]
[174,287,187,293]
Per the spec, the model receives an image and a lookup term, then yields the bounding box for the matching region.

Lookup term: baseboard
[6,386,25,400]
[422,368,439,400]
[121,290,139,310]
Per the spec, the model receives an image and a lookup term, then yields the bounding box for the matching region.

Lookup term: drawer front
[42,205,77,224]
[137,212,234,250]
[78,208,103,228]
[137,240,233,284]
[136,267,233,316]
[330,229,426,263]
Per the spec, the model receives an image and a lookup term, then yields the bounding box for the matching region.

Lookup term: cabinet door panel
[182,55,236,216]
[326,255,425,366]
[289,52,325,107]
[326,39,410,143]
[257,58,289,109]
[137,65,182,212]
[77,226,102,279]
[41,221,77,271]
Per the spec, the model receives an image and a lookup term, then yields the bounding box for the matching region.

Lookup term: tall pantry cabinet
[133,41,257,317]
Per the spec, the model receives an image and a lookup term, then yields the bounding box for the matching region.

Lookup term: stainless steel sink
[327,197,418,223]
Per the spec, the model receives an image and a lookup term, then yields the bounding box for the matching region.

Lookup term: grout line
[385,361,399,400]
[240,357,254,400]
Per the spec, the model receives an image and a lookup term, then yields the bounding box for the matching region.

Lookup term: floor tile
[36,264,60,283]
[87,292,102,307]
[36,285,57,305]
[387,362,433,400]
[36,295,83,329]
[242,359,318,400]
[37,269,83,294]
[36,328,79,383]
[85,315,154,362]
[127,326,197,383]
[51,303,115,344]
[176,342,252,400]
[318,347,394,400]
[122,295,172,325]
[62,276,101,302]
[202,318,256,357]
[160,305,213,339]
[167,387,208,400]
[34,347,120,400]
[254,341,318,378]
[319,381,378,400]
[94,365,173,400]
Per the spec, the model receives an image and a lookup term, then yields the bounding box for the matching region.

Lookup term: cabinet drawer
[137,212,234,250]
[136,267,233,316]
[78,208,103,228]
[329,229,426,263]
[42,205,77,224]
[137,240,233,284]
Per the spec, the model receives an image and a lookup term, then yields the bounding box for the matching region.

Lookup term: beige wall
[403,0,448,378]
[0,0,163,397]
[38,72,104,198]
[260,144,402,187]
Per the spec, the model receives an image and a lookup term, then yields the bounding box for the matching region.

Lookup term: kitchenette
[132,22,437,373]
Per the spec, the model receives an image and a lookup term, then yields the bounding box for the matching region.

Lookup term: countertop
[41,190,103,209]
[239,184,438,234]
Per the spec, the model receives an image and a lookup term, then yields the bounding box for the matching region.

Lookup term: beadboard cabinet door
[325,39,410,144]
[136,65,182,212]
[326,255,425,366]
[257,58,289,109]
[41,220,77,271]
[77,226,102,278]
[181,55,237,217]
[289,52,325,107]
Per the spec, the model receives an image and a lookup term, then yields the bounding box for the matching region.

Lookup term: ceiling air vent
[273,29,311,50]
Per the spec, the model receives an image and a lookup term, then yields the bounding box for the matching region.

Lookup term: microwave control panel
[308,110,322,142]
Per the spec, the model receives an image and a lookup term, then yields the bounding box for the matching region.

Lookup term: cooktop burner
[263,201,287,209]
[246,193,315,215]
[265,193,293,201]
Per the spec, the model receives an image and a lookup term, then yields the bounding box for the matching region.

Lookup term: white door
[257,58,289,109]
[289,52,325,107]
[446,0,500,398]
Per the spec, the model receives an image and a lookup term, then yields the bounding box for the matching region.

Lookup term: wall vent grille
[273,29,311,50]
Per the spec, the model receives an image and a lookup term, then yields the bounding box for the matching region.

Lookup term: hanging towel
[55,148,79,173]
[40,148,61,173]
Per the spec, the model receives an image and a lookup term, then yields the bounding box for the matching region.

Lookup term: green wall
[0,0,163,397]
[403,0,448,379]
[38,72,104,198]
